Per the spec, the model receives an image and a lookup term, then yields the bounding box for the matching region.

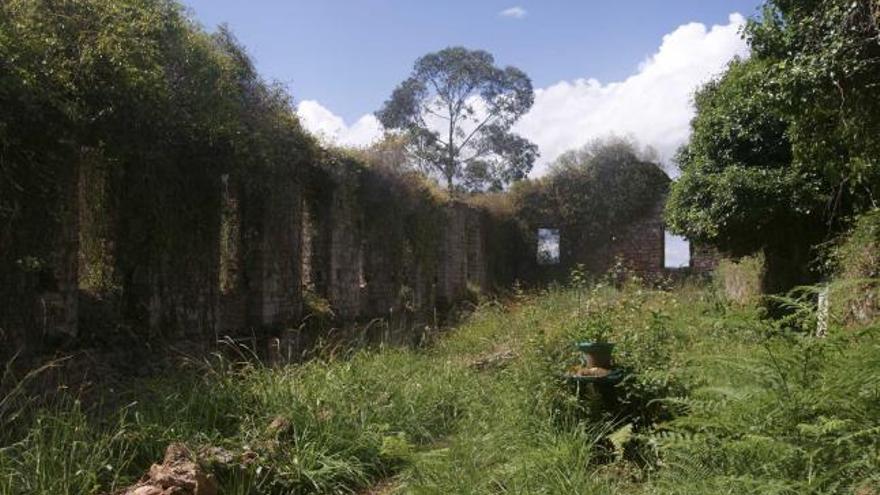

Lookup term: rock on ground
[116,443,217,495]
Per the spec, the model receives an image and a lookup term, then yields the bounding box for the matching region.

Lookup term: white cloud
[515,13,749,176]
[294,13,748,174]
[296,100,382,148]
[500,6,527,19]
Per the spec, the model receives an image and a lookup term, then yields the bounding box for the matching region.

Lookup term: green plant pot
[577,341,614,368]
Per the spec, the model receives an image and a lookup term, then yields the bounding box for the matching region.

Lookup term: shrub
[649,328,880,493]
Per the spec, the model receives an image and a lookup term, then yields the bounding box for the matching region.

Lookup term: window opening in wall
[537,228,560,265]
[664,231,690,268]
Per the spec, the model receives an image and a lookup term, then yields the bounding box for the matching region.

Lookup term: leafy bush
[668,0,880,293]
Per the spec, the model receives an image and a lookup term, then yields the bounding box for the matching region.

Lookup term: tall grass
[1,278,878,494]
[715,253,765,306]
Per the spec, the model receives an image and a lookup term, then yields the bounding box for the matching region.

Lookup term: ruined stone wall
[0,148,74,353]
[550,194,729,282]
[556,196,666,281]
[691,244,721,274]
[360,202,408,317]
[300,159,491,321]
[465,207,489,292]
[217,174,246,333]
[246,174,304,327]
[611,196,666,280]
[436,204,469,306]
[6,147,701,357]
[53,163,82,341]
[302,163,364,320]
[483,212,529,289]
[325,177,364,320]
[60,151,306,353]
[4,150,97,350]
[40,155,81,343]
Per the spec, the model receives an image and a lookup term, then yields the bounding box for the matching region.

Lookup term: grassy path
[1,283,879,494]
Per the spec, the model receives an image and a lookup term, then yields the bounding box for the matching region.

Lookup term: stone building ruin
[1,151,717,357]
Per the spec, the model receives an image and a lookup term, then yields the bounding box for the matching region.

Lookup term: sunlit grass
[1,280,878,494]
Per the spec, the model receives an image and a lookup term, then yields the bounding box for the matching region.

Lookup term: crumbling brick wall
[691,244,721,274]
[612,196,666,280]
[556,196,666,280]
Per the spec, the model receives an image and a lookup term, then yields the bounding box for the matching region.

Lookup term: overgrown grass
[1,277,879,494]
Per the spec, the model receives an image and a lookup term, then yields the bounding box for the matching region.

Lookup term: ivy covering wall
[0,0,317,351]
[0,0,674,356]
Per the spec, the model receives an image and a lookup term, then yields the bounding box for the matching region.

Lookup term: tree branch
[458,110,499,152]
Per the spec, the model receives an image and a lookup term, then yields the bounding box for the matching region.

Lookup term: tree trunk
[447,113,455,193]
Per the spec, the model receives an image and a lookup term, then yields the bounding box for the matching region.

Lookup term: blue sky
[181,1,762,123]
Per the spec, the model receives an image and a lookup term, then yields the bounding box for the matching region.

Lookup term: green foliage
[747,0,880,215]
[0,401,135,495]
[548,285,692,433]
[518,137,668,231]
[651,330,880,494]
[570,311,614,343]
[668,0,880,291]
[831,208,880,280]
[376,46,538,192]
[666,59,825,257]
